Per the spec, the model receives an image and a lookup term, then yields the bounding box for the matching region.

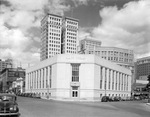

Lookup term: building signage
[8,71,25,78]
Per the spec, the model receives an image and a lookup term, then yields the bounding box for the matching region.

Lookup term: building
[0,67,25,92]
[133,56,150,97]
[25,54,132,101]
[12,78,25,93]
[79,38,134,69]
[135,56,150,80]
[40,14,78,61]
[79,37,102,54]
[0,59,13,73]
[132,80,149,98]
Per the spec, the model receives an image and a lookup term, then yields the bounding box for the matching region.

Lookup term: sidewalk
[146,103,150,106]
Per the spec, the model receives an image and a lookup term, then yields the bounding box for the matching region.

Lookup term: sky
[0,0,150,68]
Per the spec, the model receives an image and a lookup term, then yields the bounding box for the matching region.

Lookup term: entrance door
[71,86,79,98]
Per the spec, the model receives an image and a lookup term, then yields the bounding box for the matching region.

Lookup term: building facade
[40,14,78,61]
[79,38,134,68]
[0,59,13,73]
[0,67,25,92]
[25,54,132,101]
[79,37,102,54]
[136,56,150,80]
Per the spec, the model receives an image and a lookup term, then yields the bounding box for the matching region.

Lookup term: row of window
[66,32,77,36]
[66,29,77,33]
[66,25,78,29]
[49,16,61,21]
[49,33,61,37]
[67,36,76,40]
[49,25,61,29]
[66,20,78,25]
[99,51,133,57]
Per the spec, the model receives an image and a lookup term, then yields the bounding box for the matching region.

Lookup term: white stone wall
[25,54,132,101]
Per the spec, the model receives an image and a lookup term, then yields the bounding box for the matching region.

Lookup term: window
[71,64,80,82]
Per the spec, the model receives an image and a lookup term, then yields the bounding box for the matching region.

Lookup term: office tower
[79,38,134,69]
[40,14,78,61]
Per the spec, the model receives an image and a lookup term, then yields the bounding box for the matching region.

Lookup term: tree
[145,75,150,89]
[147,75,150,102]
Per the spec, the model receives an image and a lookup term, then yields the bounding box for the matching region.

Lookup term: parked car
[0,93,20,117]
[101,96,110,102]
[113,96,121,101]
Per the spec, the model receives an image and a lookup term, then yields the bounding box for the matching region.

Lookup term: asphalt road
[17,97,150,117]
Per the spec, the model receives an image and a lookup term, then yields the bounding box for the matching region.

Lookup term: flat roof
[137,56,150,61]
[41,13,62,22]
[65,17,79,22]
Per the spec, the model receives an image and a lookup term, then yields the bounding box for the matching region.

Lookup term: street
[17,97,150,117]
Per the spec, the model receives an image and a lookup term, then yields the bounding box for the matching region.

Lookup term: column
[33,71,35,90]
[124,74,127,91]
[122,74,125,91]
[44,67,47,89]
[25,73,28,91]
[102,67,105,90]
[110,70,113,90]
[114,71,116,91]
[106,68,109,90]
[116,72,119,91]
[38,70,39,89]
[120,73,122,91]
[35,70,38,89]
[29,73,31,90]
[41,69,43,89]
[47,66,50,87]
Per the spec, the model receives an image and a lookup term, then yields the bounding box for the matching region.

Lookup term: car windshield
[0,95,15,102]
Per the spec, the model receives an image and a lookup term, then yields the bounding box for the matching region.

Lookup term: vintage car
[0,93,20,117]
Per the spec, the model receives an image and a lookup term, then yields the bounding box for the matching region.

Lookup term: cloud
[90,0,150,58]
[72,0,89,7]
[44,0,70,16]
[0,0,72,68]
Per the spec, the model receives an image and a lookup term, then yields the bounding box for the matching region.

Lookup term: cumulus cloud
[72,0,89,7]
[0,0,71,68]
[91,0,150,58]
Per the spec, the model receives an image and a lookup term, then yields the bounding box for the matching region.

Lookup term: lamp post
[47,84,49,99]
[30,86,32,93]
[105,81,106,96]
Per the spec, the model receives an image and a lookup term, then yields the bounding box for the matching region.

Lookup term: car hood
[0,101,16,108]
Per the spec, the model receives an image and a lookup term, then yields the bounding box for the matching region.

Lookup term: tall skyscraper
[40,14,78,61]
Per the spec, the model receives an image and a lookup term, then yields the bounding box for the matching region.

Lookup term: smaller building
[135,56,150,80]
[0,59,13,73]
[0,67,25,92]
[12,78,25,93]
[133,80,149,98]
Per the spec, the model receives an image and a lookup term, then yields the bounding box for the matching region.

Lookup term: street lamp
[30,86,32,93]
[105,81,106,96]
[47,84,49,99]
